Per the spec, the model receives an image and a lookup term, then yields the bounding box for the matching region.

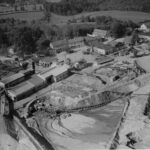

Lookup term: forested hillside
[45,0,150,15]
[1,0,150,15]
[0,0,15,4]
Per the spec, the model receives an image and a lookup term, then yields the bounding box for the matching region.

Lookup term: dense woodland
[45,0,150,15]
[0,0,150,15]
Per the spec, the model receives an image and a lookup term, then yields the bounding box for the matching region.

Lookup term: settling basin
[38,98,127,150]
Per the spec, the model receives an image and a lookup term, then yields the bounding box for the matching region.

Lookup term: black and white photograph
[0,0,150,150]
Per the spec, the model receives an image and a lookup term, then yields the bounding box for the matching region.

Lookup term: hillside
[46,0,150,15]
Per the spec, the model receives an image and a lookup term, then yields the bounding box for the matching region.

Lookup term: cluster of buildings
[49,26,149,58]
[0,64,71,101]
[49,29,108,54]
[94,61,137,83]
[1,24,150,111]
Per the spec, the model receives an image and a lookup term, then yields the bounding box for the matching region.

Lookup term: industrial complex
[1,24,150,150]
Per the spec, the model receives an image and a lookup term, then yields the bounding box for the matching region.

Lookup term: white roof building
[39,64,70,81]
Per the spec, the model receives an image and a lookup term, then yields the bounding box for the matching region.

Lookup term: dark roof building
[28,75,46,90]
[7,74,46,101]
[95,55,114,64]
[0,73,24,88]
[7,81,35,101]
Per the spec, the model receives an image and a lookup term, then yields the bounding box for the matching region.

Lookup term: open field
[0,11,150,24]
[0,11,44,21]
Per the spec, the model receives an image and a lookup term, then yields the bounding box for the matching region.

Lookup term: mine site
[1,0,150,150]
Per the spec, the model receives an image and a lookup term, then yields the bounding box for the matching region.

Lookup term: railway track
[60,92,132,114]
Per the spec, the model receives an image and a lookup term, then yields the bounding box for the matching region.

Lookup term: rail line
[55,92,132,114]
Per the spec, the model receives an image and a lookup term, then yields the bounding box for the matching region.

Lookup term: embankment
[108,74,150,149]
[107,98,130,149]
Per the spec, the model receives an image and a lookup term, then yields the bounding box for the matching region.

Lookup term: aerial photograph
[0,0,150,150]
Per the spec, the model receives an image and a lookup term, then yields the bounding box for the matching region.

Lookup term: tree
[131,30,139,45]
[43,2,51,23]
[44,10,51,23]
[13,27,43,57]
[38,39,50,51]
[110,21,126,38]
[0,28,9,47]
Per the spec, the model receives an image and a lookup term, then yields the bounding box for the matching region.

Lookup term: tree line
[44,0,150,15]
[0,16,139,57]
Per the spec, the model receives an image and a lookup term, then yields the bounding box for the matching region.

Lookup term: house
[139,24,150,33]
[92,29,107,38]
[39,64,70,83]
[50,39,68,53]
[68,37,85,49]
[39,57,58,67]
[0,73,24,88]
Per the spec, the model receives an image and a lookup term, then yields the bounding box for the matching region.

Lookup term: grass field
[0,10,150,24]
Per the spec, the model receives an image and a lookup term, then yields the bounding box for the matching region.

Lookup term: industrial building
[0,73,24,88]
[91,42,113,55]
[28,75,46,91]
[0,69,35,88]
[88,29,107,38]
[7,74,46,101]
[50,39,69,53]
[39,64,70,83]
[68,37,85,49]
[7,81,35,101]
